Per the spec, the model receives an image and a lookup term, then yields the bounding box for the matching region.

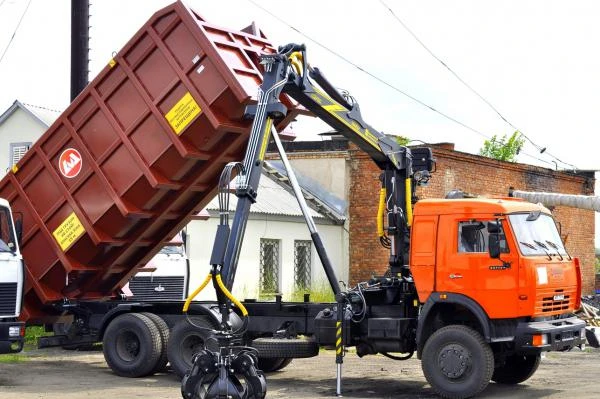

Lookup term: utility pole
[70,0,89,102]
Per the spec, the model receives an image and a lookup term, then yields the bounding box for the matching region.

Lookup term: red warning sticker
[58,148,82,178]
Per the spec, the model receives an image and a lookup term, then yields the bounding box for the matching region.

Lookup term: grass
[23,325,51,348]
[258,280,336,302]
[0,353,26,363]
[287,280,335,303]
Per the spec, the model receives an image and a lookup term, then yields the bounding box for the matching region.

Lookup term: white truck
[0,198,25,354]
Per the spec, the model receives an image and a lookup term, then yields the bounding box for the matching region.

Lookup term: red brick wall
[348,144,596,293]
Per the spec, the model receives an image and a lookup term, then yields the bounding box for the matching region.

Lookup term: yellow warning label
[52,212,85,251]
[165,92,202,135]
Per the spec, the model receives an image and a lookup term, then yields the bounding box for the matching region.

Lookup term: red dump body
[0,1,296,322]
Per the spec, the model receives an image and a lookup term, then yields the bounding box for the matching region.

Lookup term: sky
[0,0,598,244]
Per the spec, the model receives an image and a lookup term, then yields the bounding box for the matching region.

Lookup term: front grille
[129,276,184,301]
[535,288,574,315]
[0,282,18,315]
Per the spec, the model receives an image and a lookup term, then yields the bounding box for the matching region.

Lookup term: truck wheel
[102,313,163,377]
[167,316,216,378]
[257,357,293,372]
[422,325,494,399]
[140,312,170,373]
[492,354,541,384]
[251,337,318,358]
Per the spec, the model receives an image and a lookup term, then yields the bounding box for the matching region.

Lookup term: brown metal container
[0,1,297,322]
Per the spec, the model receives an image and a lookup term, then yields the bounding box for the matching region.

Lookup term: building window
[9,142,31,168]
[260,238,280,295]
[294,240,312,289]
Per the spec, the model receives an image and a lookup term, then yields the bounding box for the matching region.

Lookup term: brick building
[269,140,597,294]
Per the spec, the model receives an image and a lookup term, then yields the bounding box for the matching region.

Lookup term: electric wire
[0,0,7,10]
[245,0,491,140]
[379,0,578,170]
[244,0,560,170]
[0,0,32,66]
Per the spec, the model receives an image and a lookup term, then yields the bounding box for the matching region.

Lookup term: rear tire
[492,354,541,384]
[421,325,494,399]
[139,312,170,373]
[167,316,216,378]
[102,313,163,377]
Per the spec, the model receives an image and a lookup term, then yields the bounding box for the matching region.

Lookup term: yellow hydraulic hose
[215,273,248,317]
[405,178,413,226]
[377,188,386,238]
[289,51,303,75]
[182,273,212,312]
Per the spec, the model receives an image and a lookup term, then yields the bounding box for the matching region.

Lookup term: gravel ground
[1,347,599,398]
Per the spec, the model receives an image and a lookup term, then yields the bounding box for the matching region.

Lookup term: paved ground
[0,347,599,398]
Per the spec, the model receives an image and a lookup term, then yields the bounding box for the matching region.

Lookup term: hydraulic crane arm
[217,43,434,294]
[245,44,434,276]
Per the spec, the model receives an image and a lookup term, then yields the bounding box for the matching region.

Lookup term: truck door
[437,215,519,318]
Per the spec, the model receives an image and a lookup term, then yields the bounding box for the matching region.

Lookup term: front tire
[422,325,494,399]
[102,313,163,377]
[492,354,541,384]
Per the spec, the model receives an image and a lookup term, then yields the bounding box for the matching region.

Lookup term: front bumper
[515,316,585,352]
[0,321,25,354]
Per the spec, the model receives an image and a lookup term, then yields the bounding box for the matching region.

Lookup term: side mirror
[489,234,500,259]
[14,213,23,246]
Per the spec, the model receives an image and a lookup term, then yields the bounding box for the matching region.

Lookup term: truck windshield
[508,213,567,256]
[0,206,16,253]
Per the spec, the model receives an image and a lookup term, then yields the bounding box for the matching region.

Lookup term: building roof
[0,100,61,128]
[263,160,346,223]
[205,171,328,220]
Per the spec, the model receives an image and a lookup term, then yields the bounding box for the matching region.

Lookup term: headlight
[532,333,548,346]
[8,326,21,337]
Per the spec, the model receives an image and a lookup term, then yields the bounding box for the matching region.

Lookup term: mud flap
[585,326,600,348]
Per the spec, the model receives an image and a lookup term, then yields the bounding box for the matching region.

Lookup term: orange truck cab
[411,196,585,358]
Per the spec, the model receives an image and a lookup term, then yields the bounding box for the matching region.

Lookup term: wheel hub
[438,344,470,379]
[116,330,140,361]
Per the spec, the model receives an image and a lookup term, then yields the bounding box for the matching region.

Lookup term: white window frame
[9,142,32,168]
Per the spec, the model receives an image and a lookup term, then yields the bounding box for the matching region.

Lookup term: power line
[244,0,556,168]
[0,0,33,66]
[378,0,578,170]
[245,0,491,140]
[0,0,7,10]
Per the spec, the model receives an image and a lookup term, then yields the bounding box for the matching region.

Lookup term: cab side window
[458,220,509,254]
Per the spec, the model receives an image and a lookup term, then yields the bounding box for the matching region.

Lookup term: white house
[0,100,61,172]
[187,166,348,301]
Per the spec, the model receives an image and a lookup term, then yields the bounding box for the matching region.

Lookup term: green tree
[388,135,409,146]
[479,131,525,162]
